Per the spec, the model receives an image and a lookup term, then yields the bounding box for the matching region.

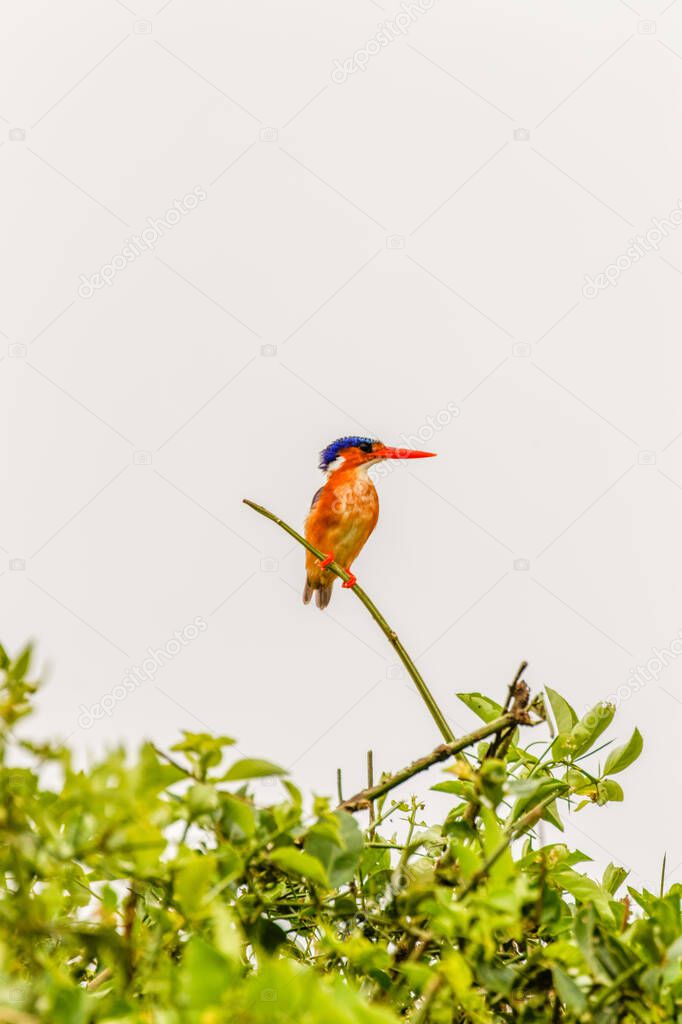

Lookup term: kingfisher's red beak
[373,447,437,459]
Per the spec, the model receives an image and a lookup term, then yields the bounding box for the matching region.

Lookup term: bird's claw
[317,551,355,588]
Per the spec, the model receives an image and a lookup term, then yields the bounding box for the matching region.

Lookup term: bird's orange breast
[304,465,379,578]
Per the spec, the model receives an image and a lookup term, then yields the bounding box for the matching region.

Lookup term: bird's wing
[309,486,324,510]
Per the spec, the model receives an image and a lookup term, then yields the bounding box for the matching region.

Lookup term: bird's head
[318,436,436,472]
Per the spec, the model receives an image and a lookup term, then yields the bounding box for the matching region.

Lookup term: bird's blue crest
[319,436,375,471]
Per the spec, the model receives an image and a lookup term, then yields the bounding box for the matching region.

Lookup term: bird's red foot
[318,552,334,568]
[342,571,357,589]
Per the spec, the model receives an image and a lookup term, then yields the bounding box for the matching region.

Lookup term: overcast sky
[2,0,682,893]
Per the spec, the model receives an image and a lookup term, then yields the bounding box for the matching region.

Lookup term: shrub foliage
[0,642,679,1023]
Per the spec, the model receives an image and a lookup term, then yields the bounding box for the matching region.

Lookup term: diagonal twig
[338,712,540,813]
[243,499,455,743]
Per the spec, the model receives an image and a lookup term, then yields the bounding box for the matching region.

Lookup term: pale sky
[2,0,681,893]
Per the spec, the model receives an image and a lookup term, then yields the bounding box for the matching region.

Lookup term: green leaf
[269,846,330,887]
[188,782,219,815]
[432,779,475,798]
[305,811,363,887]
[552,965,587,1014]
[220,793,256,837]
[553,867,611,917]
[171,731,235,753]
[511,778,566,823]
[10,645,32,681]
[450,840,482,882]
[603,728,643,775]
[603,862,629,896]
[479,806,513,881]
[174,853,217,915]
[545,687,578,734]
[222,757,287,781]
[181,937,232,1007]
[136,742,186,793]
[574,905,612,983]
[554,702,615,760]
[541,799,565,831]
[442,950,473,996]
[456,692,503,723]
[599,779,624,803]
[49,982,86,1024]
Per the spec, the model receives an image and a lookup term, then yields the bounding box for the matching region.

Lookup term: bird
[302,436,436,609]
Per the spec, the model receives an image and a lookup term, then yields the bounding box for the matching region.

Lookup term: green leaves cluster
[0,644,678,1023]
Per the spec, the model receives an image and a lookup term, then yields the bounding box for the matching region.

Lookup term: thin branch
[459,791,561,898]
[0,1012,40,1024]
[464,665,530,825]
[243,499,454,742]
[409,974,444,1023]
[367,750,376,837]
[489,663,529,760]
[151,743,195,778]
[503,660,528,712]
[338,713,537,812]
[87,967,113,990]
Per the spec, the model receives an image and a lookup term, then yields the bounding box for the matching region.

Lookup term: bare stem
[0,1011,39,1024]
[243,499,454,743]
[87,967,113,991]
[409,975,444,1024]
[367,750,376,836]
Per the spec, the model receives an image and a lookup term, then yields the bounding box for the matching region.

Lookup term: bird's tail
[303,575,334,609]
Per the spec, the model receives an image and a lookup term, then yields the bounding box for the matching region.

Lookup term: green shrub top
[0,642,679,1023]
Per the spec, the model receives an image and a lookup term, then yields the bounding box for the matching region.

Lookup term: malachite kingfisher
[302,436,436,609]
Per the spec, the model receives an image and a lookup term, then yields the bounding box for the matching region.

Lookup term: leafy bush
[0,640,679,1023]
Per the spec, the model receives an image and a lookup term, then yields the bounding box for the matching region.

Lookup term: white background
[2,0,682,893]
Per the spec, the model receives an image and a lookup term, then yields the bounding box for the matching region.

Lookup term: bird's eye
[358,442,373,453]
